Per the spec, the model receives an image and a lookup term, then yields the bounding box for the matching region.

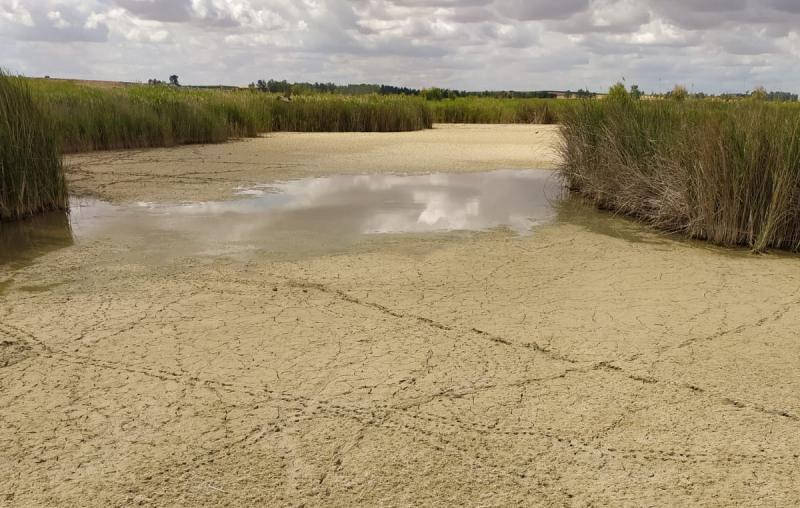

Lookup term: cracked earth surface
[2,124,800,506]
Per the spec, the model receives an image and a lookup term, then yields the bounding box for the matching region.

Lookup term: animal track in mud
[3,313,797,470]
[277,275,800,422]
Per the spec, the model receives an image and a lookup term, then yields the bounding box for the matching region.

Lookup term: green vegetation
[0,72,67,222]
[667,84,689,101]
[247,79,420,96]
[17,76,800,235]
[764,90,799,102]
[29,80,433,153]
[429,97,568,124]
[243,78,591,99]
[607,82,630,102]
[560,90,800,252]
[28,79,590,156]
[607,82,643,101]
[32,81,261,152]
[268,94,432,132]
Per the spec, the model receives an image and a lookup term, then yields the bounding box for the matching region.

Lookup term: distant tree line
[420,88,578,100]
[607,82,799,103]
[562,89,598,99]
[246,79,421,96]
[673,86,797,102]
[149,76,798,102]
[765,90,798,101]
[244,79,595,99]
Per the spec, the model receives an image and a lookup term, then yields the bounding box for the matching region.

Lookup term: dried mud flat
[64,124,561,203]
[2,124,800,506]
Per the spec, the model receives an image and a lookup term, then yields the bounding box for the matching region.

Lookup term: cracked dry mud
[2,124,800,506]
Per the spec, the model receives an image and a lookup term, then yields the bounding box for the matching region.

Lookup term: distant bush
[421,88,445,101]
[750,86,768,101]
[607,82,630,102]
[668,85,689,101]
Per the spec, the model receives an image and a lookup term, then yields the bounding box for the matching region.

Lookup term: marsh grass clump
[270,94,432,132]
[429,97,565,124]
[28,80,433,153]
[560,98,800,252]
[0,72,67,221]
[31,81,265,152]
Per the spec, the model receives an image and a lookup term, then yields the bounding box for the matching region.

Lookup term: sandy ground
[2,124,800,506]
[65,124,561,203]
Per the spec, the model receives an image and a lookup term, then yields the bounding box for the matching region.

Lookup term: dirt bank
[1,124,799,506]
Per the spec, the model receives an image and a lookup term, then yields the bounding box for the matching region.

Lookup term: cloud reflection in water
[63,169,560,259]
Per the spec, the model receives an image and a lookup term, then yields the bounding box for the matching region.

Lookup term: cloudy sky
[2,0,799,93]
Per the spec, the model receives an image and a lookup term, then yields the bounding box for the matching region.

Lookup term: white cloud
[47,10,70,28]
[1,0,35,26]
[1,0,799,93]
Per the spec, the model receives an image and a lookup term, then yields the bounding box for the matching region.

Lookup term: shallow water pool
[1,170,561,265]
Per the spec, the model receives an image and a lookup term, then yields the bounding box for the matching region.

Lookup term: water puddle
[0,212,75,268]
[1,170,562,266]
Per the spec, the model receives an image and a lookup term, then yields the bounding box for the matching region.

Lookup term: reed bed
[429,97,566,124]
[560,98,800,252]
[0,72,68,221]
[29,80,433,153]
[269,94,432,132]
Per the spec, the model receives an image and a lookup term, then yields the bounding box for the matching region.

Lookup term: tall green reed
[560,98,800,251]
[0,72,67,221]
[29,80,433,153]
[429,97,565,124]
